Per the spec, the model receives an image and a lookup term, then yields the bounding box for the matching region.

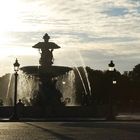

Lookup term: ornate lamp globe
[13,59,20,72]
[108,60,115,72]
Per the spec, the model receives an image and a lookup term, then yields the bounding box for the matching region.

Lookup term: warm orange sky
[0,0,140,76]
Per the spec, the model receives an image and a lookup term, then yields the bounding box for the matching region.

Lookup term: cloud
[0,0,140,76]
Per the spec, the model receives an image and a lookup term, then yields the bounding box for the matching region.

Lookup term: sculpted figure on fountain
[32,33,60,67]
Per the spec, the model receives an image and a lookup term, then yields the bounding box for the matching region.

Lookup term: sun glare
[0,0,23,48]
[0,47,39,58]
[0,0,39,58]
[0,0,21,32]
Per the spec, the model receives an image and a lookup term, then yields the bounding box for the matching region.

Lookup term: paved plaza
[0,121,139,140]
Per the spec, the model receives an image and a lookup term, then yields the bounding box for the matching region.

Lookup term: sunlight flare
[0,0,22,32]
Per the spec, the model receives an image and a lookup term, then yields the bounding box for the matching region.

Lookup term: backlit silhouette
[32,33,60,67]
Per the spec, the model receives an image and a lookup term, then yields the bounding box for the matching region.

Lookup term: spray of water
[82,67,91,95]
[56,70,77,106]
[73,67,88,95]
[66,57,91,96]
[62,49,92,96]
[17,72,39,105]
[75,50,92,95]
[5,74,13,105]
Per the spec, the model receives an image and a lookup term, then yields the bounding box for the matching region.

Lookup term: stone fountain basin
[20,66,72,77]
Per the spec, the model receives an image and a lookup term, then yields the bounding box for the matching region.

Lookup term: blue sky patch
[136,7,140,13]
[105,7,128,16]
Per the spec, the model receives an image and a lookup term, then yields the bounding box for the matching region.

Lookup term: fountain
[3,33,91,107]
[20,33,73,108]
[0,32,93,118]
[0,33,93,118]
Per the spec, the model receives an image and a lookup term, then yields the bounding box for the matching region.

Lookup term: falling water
[73,67,88,95]
[82,67,91,95]
[5,74,13,105]
[75,50,92,95]
[17,72,39,105]
[56,70,77,106]
[55,67,91,106]
[5,67,90,106]
[65,49,92,97]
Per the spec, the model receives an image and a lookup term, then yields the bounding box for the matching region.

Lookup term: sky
[0,0,140,76]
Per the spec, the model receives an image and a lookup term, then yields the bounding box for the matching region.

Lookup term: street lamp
[10,59,20,120]
[14,59,20,72]
[107,60,116,120]
[108,60,115,71]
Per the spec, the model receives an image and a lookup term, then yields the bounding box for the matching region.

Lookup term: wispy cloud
[0,0,140,75]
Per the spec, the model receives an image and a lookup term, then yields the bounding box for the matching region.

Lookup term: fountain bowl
[20,66,72,77]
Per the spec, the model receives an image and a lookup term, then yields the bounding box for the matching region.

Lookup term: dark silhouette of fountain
[0,33,99,118]
[21,33,72,110]
[33,33,59,67]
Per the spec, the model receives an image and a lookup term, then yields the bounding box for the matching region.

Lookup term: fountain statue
[20,33,72,109]
[32,33,60,67]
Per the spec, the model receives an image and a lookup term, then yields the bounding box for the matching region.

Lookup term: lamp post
[107,60,116,120]
[10,59,20,120]
[108,60,115,72]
